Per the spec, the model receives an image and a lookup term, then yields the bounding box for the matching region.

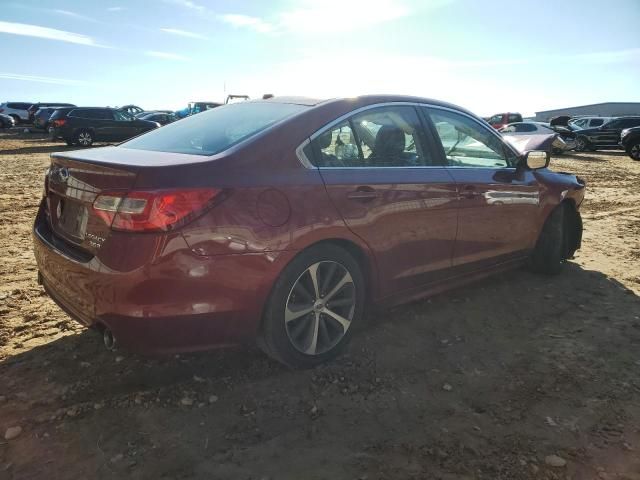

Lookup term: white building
[534,102,640,122]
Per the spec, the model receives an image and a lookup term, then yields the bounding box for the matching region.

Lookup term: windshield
[121,102,307,155]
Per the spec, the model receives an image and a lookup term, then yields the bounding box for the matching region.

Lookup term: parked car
[0,113,15,129]
[27,103,76,123]
[136,111,177,125]
[188,101,221,115]
[134,110,173,119]
[574,116,640,151]
[499,122,572,153]
[49,107,160,146]
[569,116,611,130]
[118,105,144,116]
[0,102,33,124]
[620,126,640,161]
[33,96,585,367]
[486,112,523,129]
[33,107,60,131]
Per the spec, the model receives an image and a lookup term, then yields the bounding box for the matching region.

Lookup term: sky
[0,0,639,117]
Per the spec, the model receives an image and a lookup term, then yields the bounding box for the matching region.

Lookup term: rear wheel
[528,204,569,275]
[627,140,640,161]
[75,129,94,147]
[259,244,365,368]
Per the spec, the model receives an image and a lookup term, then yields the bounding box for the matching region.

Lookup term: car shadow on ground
[1,262,639,478]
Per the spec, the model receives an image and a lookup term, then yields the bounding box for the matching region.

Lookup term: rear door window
[309,106,432,168]
[508,114,522,123]
[590,119,604,127]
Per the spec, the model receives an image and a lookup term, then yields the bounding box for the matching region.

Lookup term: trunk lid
[46,152,137,255]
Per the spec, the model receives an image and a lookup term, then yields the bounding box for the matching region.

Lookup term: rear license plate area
[56,196,89,240]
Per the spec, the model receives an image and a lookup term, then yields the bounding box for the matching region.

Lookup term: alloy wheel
[78,132,92,146]
[284,261,355,355]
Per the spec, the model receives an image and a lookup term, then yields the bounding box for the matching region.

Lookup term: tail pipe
[103,328,117,351]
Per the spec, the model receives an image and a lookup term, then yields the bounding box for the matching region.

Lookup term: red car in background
[33,96,585,368]
[487,112,523,129]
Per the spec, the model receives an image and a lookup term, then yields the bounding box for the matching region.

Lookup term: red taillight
[93,188,221,232]
[52,119,66,127]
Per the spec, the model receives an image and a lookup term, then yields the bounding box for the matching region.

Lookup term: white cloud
[219,14,275,34]
[145,51,191,61]
[160,28,208,40]
[569,48,640,64]
[107,6,125,12]
[53,9,97,22]
[163,0,206,12]
[0,21,105,47]
[279,0,410,33]
[0,72,90,86]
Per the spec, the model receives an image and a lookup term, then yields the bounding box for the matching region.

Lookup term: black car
[33,108,59,130]
[49,107,160,147]
[136,111,177,125]
[620,126,640,161]
[27,103,75,123]
[0,113,15,129]
[574,116,640,151]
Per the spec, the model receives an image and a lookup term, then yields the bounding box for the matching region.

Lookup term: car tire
[574,136,590,152]
[626,140,640,161]
[528,204,569,275]
[9,114,20,125]
[259,244,365,368]
[74,129,94,147]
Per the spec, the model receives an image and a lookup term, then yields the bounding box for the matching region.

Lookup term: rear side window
[508,113,522,123]
[8,102,31,110]
[122,102,306,156]
[590,119,604,127]
[620,118,640,128]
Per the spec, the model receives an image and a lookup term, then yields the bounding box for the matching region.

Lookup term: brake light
[93,188,221,232]
[52,119,66,127]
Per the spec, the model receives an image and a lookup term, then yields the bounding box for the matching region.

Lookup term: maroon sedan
[33,95,585,367]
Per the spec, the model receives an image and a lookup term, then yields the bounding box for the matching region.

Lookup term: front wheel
[528,205,569,275]
[627,140,640,161]
[574,136,589,152]
[259,244,365,368]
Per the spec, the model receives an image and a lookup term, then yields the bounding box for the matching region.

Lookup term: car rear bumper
[33,201,289,354]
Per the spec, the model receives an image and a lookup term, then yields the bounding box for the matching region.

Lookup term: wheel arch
[256,236,378,338]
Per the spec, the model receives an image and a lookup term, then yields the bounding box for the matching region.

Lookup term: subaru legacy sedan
[33,96,585,368]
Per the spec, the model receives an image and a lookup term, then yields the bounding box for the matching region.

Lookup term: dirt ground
[1,129,639,480]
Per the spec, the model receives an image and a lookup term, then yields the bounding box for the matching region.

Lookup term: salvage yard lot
[1,130,640,479]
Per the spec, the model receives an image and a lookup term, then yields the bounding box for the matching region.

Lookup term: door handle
[460,185,480,199]
[347,186,379,201]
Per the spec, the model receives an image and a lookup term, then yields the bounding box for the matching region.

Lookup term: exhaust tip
[103,328,117,351]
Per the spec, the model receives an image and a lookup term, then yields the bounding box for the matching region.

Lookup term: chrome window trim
[296,101,520,170]
[295,138,314,169]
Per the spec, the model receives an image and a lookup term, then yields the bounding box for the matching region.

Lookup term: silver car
[0,101,32,124]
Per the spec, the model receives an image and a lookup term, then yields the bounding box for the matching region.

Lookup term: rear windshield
[121,102,307,156]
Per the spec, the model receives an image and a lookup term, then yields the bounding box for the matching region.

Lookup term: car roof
[261,94,477,115]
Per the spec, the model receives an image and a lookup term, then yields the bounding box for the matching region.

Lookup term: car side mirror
[524,150,549,170]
